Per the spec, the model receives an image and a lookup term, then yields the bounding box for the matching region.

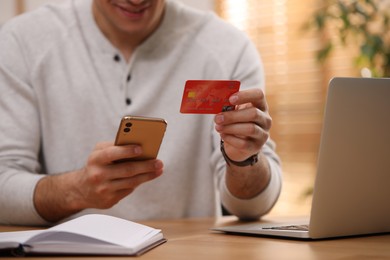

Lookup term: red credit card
[180,80,241,114]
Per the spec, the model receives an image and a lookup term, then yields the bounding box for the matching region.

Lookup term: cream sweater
[0,0,282,225]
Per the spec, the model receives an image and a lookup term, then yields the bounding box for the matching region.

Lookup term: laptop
[213,77,390,239]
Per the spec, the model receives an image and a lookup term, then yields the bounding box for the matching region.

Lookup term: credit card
[180,80,241,114]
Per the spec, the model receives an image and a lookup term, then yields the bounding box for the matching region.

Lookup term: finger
[221,124,269,148]
[112,170,163,191]
[221,135,261,159]
[229,88,268,112]
[91,187,134,209]
[222,129,269,155]
[89,145,143,165]
[95,141,114,150]
[85,160,163,206]
[93,169,163,208]
[215,107,272,131]
[217,122,262,139]
[108,159,164,179]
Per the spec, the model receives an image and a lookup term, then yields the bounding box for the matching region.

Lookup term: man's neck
[92,3,165,62]
[93,16,143,61]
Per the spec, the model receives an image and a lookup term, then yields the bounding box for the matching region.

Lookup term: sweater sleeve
[220,141,282,219]
[213,27,283,219]
[0,23,50,226]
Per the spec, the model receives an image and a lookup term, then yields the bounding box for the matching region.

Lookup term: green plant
[307,0,390,77]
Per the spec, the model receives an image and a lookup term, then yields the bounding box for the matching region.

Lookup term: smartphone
[114,116,167,161]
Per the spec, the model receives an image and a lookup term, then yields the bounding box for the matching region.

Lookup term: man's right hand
[33,142,164,223]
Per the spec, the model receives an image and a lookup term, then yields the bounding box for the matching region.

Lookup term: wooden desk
[1,216,390,259]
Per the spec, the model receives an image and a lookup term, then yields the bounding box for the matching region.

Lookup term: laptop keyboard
[262,225,309,231]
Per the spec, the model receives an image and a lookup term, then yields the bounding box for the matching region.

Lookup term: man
[0,0,282,225]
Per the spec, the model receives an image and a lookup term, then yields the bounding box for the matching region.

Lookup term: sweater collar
[74,0,116,54]
[73,0,180,56]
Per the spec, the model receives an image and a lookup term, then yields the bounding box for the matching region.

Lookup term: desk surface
[1,216,390,259]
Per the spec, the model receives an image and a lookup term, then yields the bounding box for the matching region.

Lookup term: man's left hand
[214,88,272,162]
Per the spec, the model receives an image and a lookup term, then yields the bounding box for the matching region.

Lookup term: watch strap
[220,140,258,167]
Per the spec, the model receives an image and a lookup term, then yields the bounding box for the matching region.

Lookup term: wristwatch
[220,140,259,167]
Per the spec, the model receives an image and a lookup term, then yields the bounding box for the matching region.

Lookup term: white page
[0,230,44,247]
[31,214,161,248]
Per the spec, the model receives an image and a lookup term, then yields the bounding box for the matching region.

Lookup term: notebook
[213,77,390,239]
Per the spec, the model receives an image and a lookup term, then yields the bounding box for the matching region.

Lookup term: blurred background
[2,0,389,216]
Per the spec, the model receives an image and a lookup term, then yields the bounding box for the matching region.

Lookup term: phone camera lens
[125,122,132,127]
[124,128,131,133]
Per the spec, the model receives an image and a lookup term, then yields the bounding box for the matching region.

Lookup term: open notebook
[213,77,390,239]
[0,214,166,256]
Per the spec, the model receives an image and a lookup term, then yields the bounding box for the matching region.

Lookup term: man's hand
[214,88,272,199]
[214,88,272,162]
[34,142,164,222]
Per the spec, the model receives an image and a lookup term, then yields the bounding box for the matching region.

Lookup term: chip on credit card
[180,80,241,114]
